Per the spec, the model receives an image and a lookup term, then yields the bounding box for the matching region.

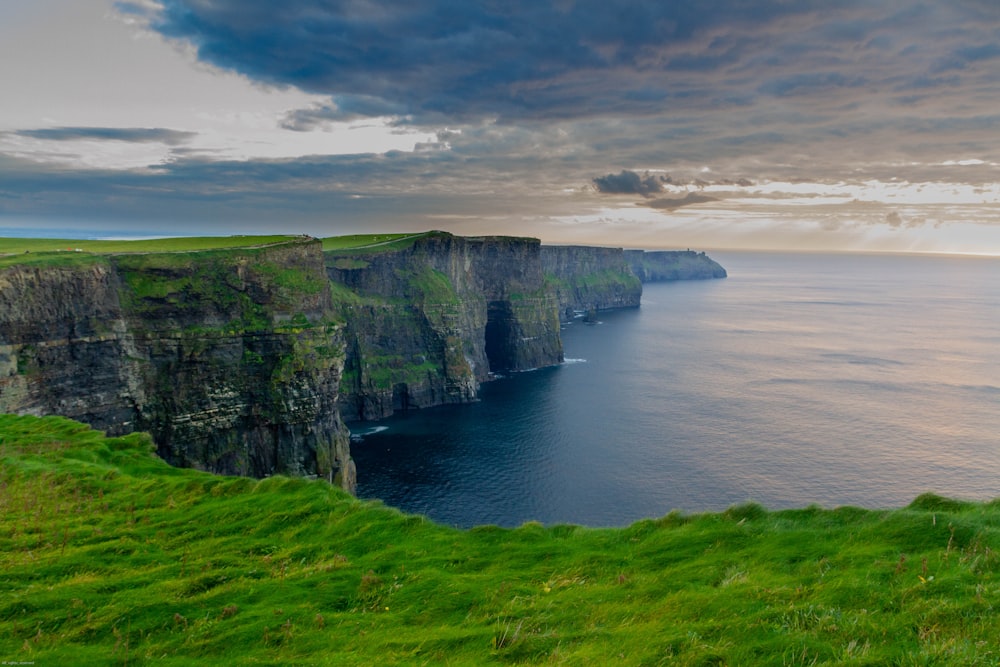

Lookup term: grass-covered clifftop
[0,235,301,267]
[3,414,999,665]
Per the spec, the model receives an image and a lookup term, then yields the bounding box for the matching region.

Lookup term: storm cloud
[128,1,1000,129]
[107,0,1000,194]
[593,170,665,197]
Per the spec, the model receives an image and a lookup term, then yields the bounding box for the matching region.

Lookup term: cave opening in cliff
[392,383,411,412]
[485,300,516,373]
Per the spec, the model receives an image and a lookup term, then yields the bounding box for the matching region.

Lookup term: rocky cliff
[625,249,728,281]
[540,245,643,320]
[0,239,355,491]
[327,232,563,420]
[1,232,728,477]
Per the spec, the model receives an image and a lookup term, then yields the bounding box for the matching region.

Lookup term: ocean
[349,251,1000,528]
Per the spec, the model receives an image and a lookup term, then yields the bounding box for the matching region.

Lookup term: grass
[321,233,429,253]
[112,241,330,329]
[0,235,298,254]
[545,268,642,294]
[0,236,302,267]
[3,415,1000,665]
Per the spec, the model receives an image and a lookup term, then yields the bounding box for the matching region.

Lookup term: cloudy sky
[2,0,1000,253]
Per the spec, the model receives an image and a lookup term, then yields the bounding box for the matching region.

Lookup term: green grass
[321,233,429,253]
[0,234,297,253]
[112,242,329,329]
[0,236,303,269]
[4,416,1000,665]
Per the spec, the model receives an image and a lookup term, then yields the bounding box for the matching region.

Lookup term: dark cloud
[645,192,717,210]
[113,1,1000,185]
[14,127,196,146]
[138,0,889,124]
[101,1,1000,181]
[593,170,664,197]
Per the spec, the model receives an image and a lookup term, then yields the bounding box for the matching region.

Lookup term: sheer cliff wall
[0,239,355,490]
[326,232,563,420]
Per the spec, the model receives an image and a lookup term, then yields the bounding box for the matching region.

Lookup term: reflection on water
[350,252,1000,528]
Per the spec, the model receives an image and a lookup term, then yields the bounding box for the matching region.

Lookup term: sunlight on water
[350,252,1000,527]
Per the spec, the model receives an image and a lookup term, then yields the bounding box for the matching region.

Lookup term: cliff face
[540,245,643,320]
[0,240,355,491]
[327,232,563,420]
[625,249,728,281]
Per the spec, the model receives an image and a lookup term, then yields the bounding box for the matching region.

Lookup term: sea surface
[349,251,1000,528]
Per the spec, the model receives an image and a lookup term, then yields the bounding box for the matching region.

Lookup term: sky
[2,1,1000,253]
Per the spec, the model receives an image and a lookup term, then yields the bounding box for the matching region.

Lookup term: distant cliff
[0,239,355,490]
[625,249,727,281]
[541,245,643,320]
[326,232,563,420]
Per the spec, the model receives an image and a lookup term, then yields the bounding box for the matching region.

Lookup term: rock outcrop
[0,239,355,491]
[327,232,563,420]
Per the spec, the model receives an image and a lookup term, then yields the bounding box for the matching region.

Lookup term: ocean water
[349,251,1000,528]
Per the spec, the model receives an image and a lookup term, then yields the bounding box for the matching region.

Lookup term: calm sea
[349,251,1000,528]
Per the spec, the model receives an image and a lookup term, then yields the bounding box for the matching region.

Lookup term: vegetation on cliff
[3,414,1000,665]
[0,236,353,487]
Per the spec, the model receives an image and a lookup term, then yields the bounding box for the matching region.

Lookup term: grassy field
[2,414,1000,665]
[322,232,432,254]
[0,235,304,268]
[0,235,299,255]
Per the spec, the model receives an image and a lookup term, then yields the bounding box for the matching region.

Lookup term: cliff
[326,232,563,420]
[1,232,728,476]
[625,249,728,281]
[540,245,643,320]
[0,238,355,491]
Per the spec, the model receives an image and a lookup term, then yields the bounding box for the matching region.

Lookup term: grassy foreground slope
[2,416,1000,665]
